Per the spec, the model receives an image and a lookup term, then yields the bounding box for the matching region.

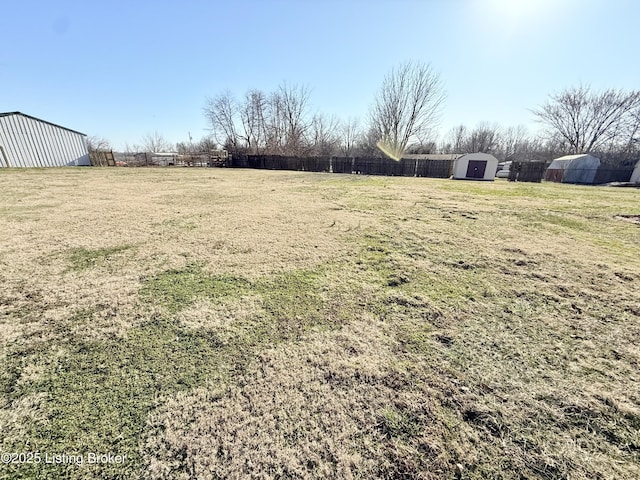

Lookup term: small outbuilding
[452,153,498,181]
[545,154,600,184]
[0,112,90,167]
[631,161,640,184]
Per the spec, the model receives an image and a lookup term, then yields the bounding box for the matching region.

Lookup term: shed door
[466,160,487,178]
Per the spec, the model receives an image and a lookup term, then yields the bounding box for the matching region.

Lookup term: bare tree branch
[279,83,311,156]
[86,135,111,152]
[204,91,239,150]
[533,85,640,154]
[239,89,267,154]
[339,117,361,157]
[309,113,340,156]
[141,131,172,153]
[370,61,445,160]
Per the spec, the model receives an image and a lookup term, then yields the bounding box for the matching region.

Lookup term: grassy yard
[0,167,638,479]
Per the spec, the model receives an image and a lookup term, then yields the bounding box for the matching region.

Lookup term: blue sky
[2,0,638,150]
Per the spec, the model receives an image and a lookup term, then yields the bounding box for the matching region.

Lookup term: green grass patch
[160,218,197,230]
[1,315,230,479]
[517,211,589,232]
[141,263,251,313]
[377,408,422,440]
[2,261,361,477]
[1,264,347,479]
[67,245,132,271]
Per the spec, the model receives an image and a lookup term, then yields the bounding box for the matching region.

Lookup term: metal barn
[544,154,600,184]
[0,112,90,167]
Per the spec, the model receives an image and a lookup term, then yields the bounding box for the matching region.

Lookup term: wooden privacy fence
[542,164,635,184]
[593,165,635,184]
[415,159,455,178]
[242,155,330,172]
[509,161,636,184]
[228,155,454,178]
[89,150,116,166]
[508,161,549,183]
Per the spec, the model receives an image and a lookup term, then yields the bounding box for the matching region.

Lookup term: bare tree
[466,122,500,153]
[370,61,445,160]
[309,113,340,156]
[279,83,311,156]
[141,131,172,152]
[263,90,286,154]
[496,125,529,160]
[239,89,267,154]
[533,85,640,154]
[356,126,384,157]
[86,135,111,152]
[441,125,468,153]
[256,83,312,156]
[196,136,218,152]
[339,117,361,157]
[441,123,499,154]
[204,91,240,150]
[204,84,312,156]
[124,142,143,154]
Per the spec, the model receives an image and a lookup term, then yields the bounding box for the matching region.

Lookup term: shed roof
[402,154,463,160]
[0,111,87,136]
[552,154,599,162]
[548,154,600,170]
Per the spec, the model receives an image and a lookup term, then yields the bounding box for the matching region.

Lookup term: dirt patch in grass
[615,214,640,225]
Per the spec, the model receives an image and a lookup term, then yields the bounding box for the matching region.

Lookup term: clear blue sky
[2,0,638,150]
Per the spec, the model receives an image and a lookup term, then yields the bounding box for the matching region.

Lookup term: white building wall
[0,113,90,167]
[631,161,640,184]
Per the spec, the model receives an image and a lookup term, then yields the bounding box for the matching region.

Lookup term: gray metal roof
[0,111,86,136]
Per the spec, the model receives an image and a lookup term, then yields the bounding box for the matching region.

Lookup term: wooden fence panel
[415,159,453,178]
[89,150,116,167]
[331,157,353,174]
[227,154,247,168]
[301,156,330,172]
[353,157,406,176]
[247,155,265,169]
[509,162,548,182]
[401,158,417,176]
[353,157,378,175]
[593,165,634,184]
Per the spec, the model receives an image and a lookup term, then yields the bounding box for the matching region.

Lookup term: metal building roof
[0,112,86,136]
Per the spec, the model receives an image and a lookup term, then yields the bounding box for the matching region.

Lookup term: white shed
[0,112,90,167]
[452,153,499,181]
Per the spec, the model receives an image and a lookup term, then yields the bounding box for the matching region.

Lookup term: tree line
[90,61,640,164]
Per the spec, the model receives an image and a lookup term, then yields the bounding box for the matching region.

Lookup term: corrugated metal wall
[0,113,90,167]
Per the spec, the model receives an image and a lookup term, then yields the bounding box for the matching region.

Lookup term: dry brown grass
[1,167,639,479]
[0,168,369,348]
[143,317,400,479]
